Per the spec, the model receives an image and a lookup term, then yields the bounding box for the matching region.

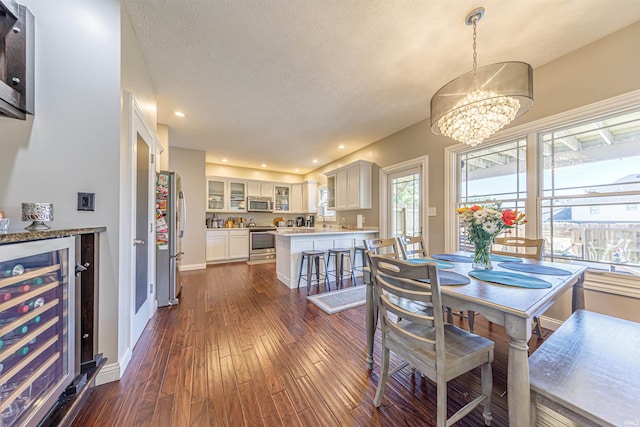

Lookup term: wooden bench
[529,309,640,427]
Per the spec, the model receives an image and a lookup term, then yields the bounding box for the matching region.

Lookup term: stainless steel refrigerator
[156,171,185,307]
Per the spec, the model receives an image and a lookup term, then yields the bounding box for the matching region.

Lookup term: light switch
[428,207,436,217]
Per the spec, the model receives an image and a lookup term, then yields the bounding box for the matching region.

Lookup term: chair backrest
[397,235,427,259]
[364,238,400,258]
[367,254,445,354]
[492,236,545,260]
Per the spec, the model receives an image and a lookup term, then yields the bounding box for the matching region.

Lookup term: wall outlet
[77,192,95,211]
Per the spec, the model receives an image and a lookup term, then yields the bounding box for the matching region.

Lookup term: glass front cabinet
[274,185,290,212]
[0,237,75,427]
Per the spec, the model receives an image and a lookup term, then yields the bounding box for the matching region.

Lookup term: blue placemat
[497,262,571,276]
[431,253,473,263]
[418,270,471,286]
[469,270,552,289]
[406,258,455,269]
[490,254,524,263]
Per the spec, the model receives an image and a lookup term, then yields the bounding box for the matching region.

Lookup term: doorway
[380,156,429,246]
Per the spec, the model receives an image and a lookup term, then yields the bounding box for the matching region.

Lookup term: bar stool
[353,245,368,277]
[297,250,327,294]
[325,248,355,287]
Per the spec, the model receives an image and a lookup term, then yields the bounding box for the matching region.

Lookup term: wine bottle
[16,296,45,315]
[1,264,24,277]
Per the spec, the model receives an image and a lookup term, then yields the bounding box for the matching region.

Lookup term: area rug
[307,285,366,314]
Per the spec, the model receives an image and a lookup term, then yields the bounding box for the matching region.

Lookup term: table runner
[405,258,455,269]
[431,253,523,263]
[469,270,552,289]
[497,262,572,276]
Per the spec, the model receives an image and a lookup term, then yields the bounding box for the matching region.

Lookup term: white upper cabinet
[274,185,291,212]
[290,181,317,213]
[206,177,247,212]
[247,182,274,197]
[324,160,373,210]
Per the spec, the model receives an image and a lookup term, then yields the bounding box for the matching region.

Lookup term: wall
[170,147,206,270]
[206,163,304,183]
[0,0,124,382]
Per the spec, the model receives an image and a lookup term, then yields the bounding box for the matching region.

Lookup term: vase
[472,239,493,270]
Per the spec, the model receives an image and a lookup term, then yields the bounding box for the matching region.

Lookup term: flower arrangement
[457,204,526,269]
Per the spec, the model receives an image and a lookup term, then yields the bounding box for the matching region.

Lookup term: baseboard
[179,263,206,271]
[95,361,121,385]
[539,315,563,332]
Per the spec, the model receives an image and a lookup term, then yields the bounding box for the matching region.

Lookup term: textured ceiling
[123,0,640,174]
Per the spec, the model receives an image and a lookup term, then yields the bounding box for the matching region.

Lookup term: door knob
[133,239,145,246]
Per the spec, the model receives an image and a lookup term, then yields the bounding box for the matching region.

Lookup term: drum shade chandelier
[430,7,533,146]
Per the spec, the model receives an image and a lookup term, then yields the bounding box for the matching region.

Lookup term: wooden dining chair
[368,254,494,427]
[492,236,546,339]
[364,237,400,258]
[492,236,545,260]
[397,235,474,332]
[397,234,427,259]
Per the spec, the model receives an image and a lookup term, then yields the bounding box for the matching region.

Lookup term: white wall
[206,163,304,183]
[0,0,122,379]
[170,147,206,269]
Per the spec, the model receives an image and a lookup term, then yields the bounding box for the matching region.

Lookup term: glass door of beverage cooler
[0,237,75,427]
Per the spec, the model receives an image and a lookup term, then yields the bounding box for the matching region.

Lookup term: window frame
[445,89,640,297]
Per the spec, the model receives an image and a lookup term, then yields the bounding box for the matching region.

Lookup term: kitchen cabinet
[324,160,372,210]
[274,185,290,212]
[206,177,247,213]
[326,175,336,210]
[289,181,317,213]
[207,178,225,211]
[228,180,246,212]
[247,182,274,198]
[206,229,249,262]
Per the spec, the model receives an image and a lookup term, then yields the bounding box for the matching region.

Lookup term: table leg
[366,279,375,370]
[505,316,531,427]
[572,271,586,312]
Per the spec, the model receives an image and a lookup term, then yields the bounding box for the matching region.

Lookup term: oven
[249,228,276,261]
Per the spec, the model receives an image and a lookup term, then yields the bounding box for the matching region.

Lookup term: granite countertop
[270,227,378,236]
[0,226,107,244]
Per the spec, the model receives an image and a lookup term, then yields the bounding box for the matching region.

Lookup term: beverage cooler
[0,237,75,427]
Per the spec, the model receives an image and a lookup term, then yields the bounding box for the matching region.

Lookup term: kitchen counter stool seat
[325,248,355,287]
[297,250,328,294]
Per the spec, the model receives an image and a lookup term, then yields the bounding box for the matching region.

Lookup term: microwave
[247,196,274,212]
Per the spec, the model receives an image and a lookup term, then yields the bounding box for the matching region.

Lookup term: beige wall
[206,163,305,183]
[170,148,207,269]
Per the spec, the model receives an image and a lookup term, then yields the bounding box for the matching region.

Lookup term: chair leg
[297,256,304,289]
[373,343,390,407]
[468,310,475,333]
[446,307,453,324]
[481,362,493,426]
[436,374,447,427]
[306,256,313,294]
[533,316,543,339]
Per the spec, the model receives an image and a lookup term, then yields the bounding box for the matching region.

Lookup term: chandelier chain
[472,19,477,70]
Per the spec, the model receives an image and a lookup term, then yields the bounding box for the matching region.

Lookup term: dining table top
[425,251,586,320]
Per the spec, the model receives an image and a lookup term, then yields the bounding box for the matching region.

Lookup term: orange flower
[470,205,482,212]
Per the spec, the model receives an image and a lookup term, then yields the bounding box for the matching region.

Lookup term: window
[541,110,640,269]
[317,185,335,222]
[449,100,640,277]
[457,138,527,250]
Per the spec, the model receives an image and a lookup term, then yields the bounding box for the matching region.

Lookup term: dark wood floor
[73,261,548,426]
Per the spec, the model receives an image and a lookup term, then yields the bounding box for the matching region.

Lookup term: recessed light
[174,111,185,118]
[338,144,345,149]
[222,158,228,163]
[295,168,300,173]
[312,159,318,164]
[261,164,267,168]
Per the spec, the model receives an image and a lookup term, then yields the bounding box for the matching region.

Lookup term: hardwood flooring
[73,261,547,426]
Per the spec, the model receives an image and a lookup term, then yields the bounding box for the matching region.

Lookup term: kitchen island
[272,228,378,288]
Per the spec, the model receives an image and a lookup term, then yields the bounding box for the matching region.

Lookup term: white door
[130,98,155,347]
[381,157,428,242]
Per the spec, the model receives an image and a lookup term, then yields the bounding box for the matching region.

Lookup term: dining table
[364,252,587,427]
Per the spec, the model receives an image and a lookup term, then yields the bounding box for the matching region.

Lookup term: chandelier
[430,7,533,146]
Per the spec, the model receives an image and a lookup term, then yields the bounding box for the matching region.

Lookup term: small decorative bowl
[22,202,54,231]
